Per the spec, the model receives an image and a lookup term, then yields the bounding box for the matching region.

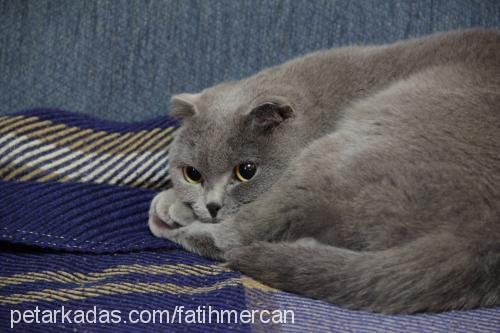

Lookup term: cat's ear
[248,99,295,130]
[170,93,200,119]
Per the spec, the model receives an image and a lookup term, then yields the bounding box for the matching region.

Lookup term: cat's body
[149,29,500,313]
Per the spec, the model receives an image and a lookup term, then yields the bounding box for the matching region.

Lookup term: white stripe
[38,137,121,179]
[29,146,90,177]
[72,133,139,182]
[0,132,22,155]
[108,150,155,184]
[3,146,80,180]
[2,130,105,179]
[133,155,169,185]
[0,135,159,182]
[110,136,170,184]
[0,126,73,163]
[4,138,72,172]
[78,147,136,183]
[94,134,162,184]
[146,162,170,184]
[152,176,172,190]
[105,133,170,184]
[89,150,166,185]
[0,129,172,188]
[122,152,167,185]
[0,134,59,164]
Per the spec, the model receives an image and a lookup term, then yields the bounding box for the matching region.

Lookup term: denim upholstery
[1,0,500,121]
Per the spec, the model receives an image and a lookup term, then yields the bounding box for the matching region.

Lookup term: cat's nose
[206,203,221,218]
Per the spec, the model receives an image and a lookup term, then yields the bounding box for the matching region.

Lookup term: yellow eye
[235,162,257,182]
[183,166,202,184]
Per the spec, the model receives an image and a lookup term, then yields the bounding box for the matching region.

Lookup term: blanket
[1,109,499,332]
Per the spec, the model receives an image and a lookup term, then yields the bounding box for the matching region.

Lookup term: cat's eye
[235,162,257,182]
[183,166,202,184]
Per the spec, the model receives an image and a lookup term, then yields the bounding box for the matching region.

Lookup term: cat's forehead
[174,109,260,175]
[201,81,254,116]
[171,77,283,173]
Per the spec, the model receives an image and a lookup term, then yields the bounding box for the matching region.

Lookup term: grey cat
[149,29,500,314]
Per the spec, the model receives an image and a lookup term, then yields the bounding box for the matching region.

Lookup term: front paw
[225,243,268,271]
[150,220,225,260]
[149,189,196,238]
[149,190,177,238]
[225,242,286,286]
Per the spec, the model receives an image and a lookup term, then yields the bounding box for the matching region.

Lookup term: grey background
[1,0,499,121]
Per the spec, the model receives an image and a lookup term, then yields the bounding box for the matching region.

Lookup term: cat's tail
[226,232,500,313]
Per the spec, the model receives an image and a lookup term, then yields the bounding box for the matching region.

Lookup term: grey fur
[149,29,500,314]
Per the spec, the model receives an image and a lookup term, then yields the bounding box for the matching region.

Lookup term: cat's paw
[149,219,226,260]
[225,241,314,291]
[225,242,283,284]
[149,190,178,238]
[149,189,193,232]
[149,189,200,238]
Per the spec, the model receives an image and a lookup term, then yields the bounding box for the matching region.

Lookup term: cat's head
[168,79,309,222]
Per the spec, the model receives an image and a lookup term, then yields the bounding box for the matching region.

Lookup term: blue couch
[1,0,500,120]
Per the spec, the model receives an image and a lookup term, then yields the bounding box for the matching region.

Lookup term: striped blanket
[1,109,499,332]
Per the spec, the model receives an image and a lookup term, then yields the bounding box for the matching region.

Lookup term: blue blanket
[1,109,499,332]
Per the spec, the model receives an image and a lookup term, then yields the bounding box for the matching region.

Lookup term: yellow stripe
[129,133,174,188]
[128,127,164,152]
[77,132,125,153]
[73,131,120,152]
[0,124,74,171]
[1,118,169,154]
[16,129,95,182]
[55,128,94,145]
[240,276,276,292]
[2,130,110,181]
[143,127,175,154]
[0,264,227,288]
[55,133,135,183]
[97,130,148,155]
[37,132,120,183]
[0,115,26,129]
[107,128,166,154]
[67,131,108,150]
[0,116,39,134]
[2,120,54,136]
[17,130,170,185]
[0,115,10,125]
[151,129,175,151]
[55,129,161,183]
[130,128,163,151]
[15,128,85,182]
[0,277,262,305]
[149,175,172,190]
[22,123,69,139]
[35,132,109,182]
[149,127,175,149]
[106,128,161,156]
[0,115,173,157]
[0,123,69,180]
[96,128,169,183]
[0,114,176,187]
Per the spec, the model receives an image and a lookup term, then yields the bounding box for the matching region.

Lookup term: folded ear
[170,93,201,119]
[248,99,295,130]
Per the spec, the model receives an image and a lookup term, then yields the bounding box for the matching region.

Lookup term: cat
[148,29,500,314]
